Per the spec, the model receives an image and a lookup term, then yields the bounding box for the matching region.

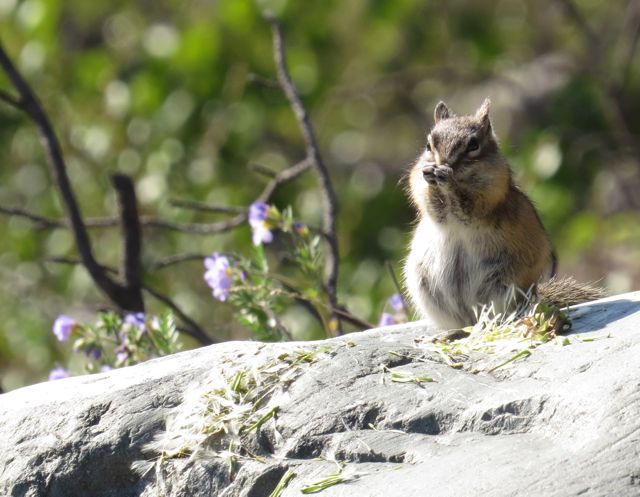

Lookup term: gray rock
[2,292,640,497]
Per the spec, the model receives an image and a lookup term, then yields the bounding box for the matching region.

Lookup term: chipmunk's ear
[475,98,491,131]
[434,101,451,123]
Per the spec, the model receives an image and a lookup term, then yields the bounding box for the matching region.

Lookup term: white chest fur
[404,215,500,330]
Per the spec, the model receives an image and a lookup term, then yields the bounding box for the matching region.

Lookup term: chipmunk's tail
[538,276,606,308]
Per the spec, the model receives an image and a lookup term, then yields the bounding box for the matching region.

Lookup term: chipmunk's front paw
[422,165,437,185]
[422,165,452,185]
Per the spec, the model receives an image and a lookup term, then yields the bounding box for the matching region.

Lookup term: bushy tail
[538,276,606,308]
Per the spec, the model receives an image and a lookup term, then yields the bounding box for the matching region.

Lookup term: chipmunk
[404,98,604,331]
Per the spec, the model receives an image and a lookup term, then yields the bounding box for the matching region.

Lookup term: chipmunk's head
[409,98,511,215]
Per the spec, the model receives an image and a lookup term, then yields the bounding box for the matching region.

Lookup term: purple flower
[248,202,273,246]
[115,344,129,363]
[48,366,70,381]
[252,224,274,246]
[204,253,233,301]
[248,202,269,225]
[85,346,102,360]
[293,221,309,237]
[52,315,76,342]
[378,312,394,327]
[100,364,112,373]
[388,294,404,312]
[125,312,146,331]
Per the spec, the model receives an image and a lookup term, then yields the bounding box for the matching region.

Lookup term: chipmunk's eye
[466,137,479,153]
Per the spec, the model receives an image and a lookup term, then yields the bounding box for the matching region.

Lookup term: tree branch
[268,19,341,319]
[256,157,312,202]
[151,252,209,271]
[0,41,143,311]
[0,204,244,234]
[112,174,144,310]
[169,199,246,215]
[331,306,375,330]
[0,205,64,229]
[248,162,278,178]
[0,88,22,110]
[141,284,217,345]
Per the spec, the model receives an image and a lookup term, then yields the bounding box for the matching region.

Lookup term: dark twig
[268,19,341,320]
[152,252,209,271]
[331,306,375,330]
[141,216,247,234]
[0,88,22,109]
[135,158,311,278]
[46,255,86,266]
[248,162,278,178]
[386,261,409,311]
[256,158,312,202]
[0,205,64,229]
[134,158,311,234]
[112,174,144,310]
[0,204,243,234]
[141,285,216,345]
[169,199,246,215]
[247,73,280,89]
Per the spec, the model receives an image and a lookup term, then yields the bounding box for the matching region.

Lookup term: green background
[0,0,638,390]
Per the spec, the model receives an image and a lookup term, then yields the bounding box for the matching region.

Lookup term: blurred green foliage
[0,0,638,390]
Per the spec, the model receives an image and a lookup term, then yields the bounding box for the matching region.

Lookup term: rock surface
[2,292,640,497]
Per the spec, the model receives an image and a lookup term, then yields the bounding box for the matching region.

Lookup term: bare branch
[136,158,311,234]
[142,215,247,234]
[0,88,22,110]
[169,199,246,215]
[0,205,64,229]
[386,261,409,312]
[112,174,144,310]
[45,255,85,266]
[0,204,244,234]
[256,158,312,202]
[247,73,280,89]
[331,306,375,330]
[151,252,209,271]
[142,284,216,345]
[248,162,278,178]
[268,19,341,324]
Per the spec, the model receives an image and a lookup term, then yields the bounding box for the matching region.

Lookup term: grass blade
[245,406,279,433]
[389,371,433,384]
[268,468,296,497]
[301,470,345,494]
[487,349,531,373]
